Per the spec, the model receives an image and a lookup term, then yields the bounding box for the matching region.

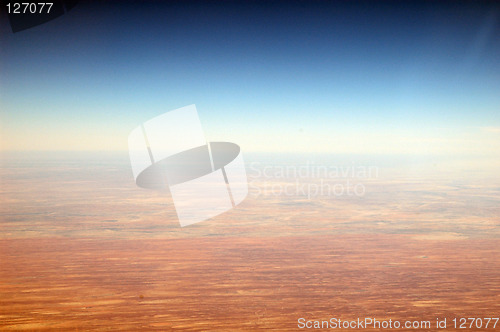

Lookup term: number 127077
[452,317,498,329]
[6,3,54,14]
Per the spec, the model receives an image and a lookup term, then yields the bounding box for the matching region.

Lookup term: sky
[1,0,499,156]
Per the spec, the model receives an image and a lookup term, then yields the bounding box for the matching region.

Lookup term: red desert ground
[1,153,499,330]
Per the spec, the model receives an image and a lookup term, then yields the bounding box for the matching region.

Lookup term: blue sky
[1,1,499,154]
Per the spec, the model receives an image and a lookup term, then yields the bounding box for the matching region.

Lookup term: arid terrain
[1,152,499,330]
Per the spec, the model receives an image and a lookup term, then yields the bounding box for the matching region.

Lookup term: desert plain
[1,152,499,330]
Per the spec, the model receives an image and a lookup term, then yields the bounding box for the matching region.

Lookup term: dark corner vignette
[1,0,79,33]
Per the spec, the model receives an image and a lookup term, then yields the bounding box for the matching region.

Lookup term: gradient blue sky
[1,0,499,155]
